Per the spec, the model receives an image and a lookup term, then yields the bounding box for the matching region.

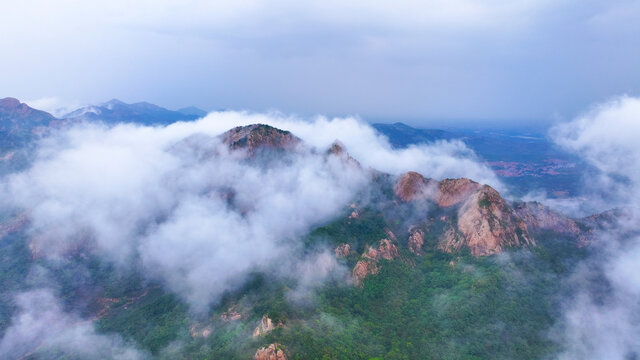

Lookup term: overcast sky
[1,0,639,126]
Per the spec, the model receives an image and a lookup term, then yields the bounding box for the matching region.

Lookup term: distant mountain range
[0,97,207,174]
[62,99,207,125]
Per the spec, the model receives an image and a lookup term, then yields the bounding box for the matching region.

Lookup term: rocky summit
[221,124,301,155]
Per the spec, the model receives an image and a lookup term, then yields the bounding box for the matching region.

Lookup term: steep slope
[394,171,533,256]
[0,97,57,147]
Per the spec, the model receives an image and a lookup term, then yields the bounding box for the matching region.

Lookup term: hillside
[0,120,612,359]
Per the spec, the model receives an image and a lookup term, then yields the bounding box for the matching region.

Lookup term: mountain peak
[0,97,21,109]
[221,124,301,154]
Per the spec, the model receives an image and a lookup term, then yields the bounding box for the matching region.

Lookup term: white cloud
[0,289,148,359]
[2,112,497,312]
[550,95,640,359]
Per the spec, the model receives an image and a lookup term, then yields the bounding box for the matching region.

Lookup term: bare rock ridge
[513,201,588,245]
[393,171,438,202]
[394,171,534,256]
[352,238,400,286]
[437,178,482,207]
[453,185,533,256]
[221,124,301,154]
[327,140,361,168]
[254,343,287,360]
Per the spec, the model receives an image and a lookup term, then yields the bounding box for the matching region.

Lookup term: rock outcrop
[393,171,437,202]
[436,178,481,207]
[254,343,287,360]
[394,170,535,257]
[452,185,533,256]
[352,259,379,286]
[513,201,587,244]
[335,244,351,258]
[352,238,399,285]
[253,315,280,337]
[408,228,425,255]
[327,140,361,168]
[221,124,301,155]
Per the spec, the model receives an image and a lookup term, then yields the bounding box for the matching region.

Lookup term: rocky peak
[221,124,301,154]
[254,343,287,360]
[452,185,534,256]
[0,97,21,109]
[393,171,437,202]
[327,140,361,168]
[0,97,56,124]
[436,178,481,207]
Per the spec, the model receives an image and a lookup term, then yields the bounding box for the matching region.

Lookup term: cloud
[2,112,497,312]
[0,289,148,359]
[551,95,640,210]
[24,97,85,118]
[550,95,640,359]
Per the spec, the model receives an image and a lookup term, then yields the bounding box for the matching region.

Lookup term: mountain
[0,97,57,147]
[63,99,200,125]
[0,122,617,359]
[177,106,208,117]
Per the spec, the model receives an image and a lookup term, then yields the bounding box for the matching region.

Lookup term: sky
[1,0,640,125]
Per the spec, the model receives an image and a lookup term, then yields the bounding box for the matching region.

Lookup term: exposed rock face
[393,171,437,202]
[453,185,533,256]
[352,259,379,286]
[436,178,481,207]
[375,238,399,260]
[335,244,351,258]
[408,228,425,255]
[353,238,399,285]
[513,201,587,244]
[254,343,287,360]
[327,140,360,168]
[253,315,278,337]
[221,124,301,154]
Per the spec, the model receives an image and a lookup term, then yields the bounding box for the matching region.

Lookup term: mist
[549,95,640,359]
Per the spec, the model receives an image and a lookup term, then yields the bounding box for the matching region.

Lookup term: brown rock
[335,244,351,258]
[376,238,399,260]
[408,228,425,255]
[453,185,534,256]
[327,140,361,168]
[352,238,399,285]
[254,343,287,360]
[436,178,481,207]
[352,259,379,286]
[253,315,278,337]
[514,201,587,244]
[393,171,437,202]
[221,124,301,155]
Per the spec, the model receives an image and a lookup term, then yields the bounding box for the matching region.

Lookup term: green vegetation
[478,197,492,209]
[0,207,589,359]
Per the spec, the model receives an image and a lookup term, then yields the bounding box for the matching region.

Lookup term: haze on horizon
[1,0,639,127]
